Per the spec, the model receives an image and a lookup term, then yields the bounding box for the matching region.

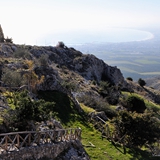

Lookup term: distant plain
[72,28,160,81]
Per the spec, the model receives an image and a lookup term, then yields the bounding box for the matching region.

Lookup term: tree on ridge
[0,24,4,42]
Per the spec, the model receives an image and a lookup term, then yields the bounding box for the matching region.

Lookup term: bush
[125,95,146,113]
[126,77,133,81]
[112,111,160,147]
[138,78,146,87]
[13,48,31,59]
[5,37,13,43]
[99,81,110,90]
[56,41,65,48]
[61,80,77,91]
[99,81,120,105]
[78,94,116,118]
[1,68,23,87]
[38,54,49,66]
[4,91,56,131]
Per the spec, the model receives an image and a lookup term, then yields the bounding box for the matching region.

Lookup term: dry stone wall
[0,140,90,160]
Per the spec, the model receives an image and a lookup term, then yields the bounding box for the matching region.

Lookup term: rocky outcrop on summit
[29,45,125,87]
[0,43,126,91]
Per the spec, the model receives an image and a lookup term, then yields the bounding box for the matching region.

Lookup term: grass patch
[60,102,158,160]
[80,103,95,114]
[121,91,160,116]
[64,115,158,160]
[144,99,160,113]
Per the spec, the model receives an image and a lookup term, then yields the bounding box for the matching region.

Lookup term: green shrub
[112,111,160,147]
[126,77,133,81]
[37,90,76,123]
[38,54,49,66]
[61,80,77,91]
[4,91,56,131]
[99,81,120,105]
[99,81,110,90]
[138,78,146,87]
[13,48,31,59]
[78,94,116,118]
[125,95,146,113]
[1,68,23,87]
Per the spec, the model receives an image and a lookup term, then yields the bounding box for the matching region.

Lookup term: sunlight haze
[1,0,160,45]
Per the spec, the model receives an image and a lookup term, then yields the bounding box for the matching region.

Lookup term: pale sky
[1,0,160,45]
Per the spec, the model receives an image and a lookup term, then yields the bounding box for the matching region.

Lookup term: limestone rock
[29,45,126,87]
[89,111,108,121]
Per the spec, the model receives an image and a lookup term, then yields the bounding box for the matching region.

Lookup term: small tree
[112,111,160,147]
[126,95,146,113]
[0,25,4,42]
[56,41,65,48]
[138,78,146,87]
[5,37,13,43]
[126,77,133,81]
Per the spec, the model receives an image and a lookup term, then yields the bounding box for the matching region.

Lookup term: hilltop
[0,41,160,159]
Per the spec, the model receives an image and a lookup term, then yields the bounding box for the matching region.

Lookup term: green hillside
[0,41,160,159]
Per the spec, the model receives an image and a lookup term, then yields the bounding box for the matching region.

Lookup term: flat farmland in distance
[74,29,160,81]
[103,53,160,80]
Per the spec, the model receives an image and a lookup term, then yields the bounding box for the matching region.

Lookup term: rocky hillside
[0,42,128,107]
[0,42,125,85]
[1,42,160,160]
[1,42,160,107]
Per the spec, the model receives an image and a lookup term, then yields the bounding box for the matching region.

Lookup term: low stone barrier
[0,140,86,160]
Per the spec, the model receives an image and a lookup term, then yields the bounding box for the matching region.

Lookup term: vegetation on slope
[0,42,160,159]
[0,89,160,159]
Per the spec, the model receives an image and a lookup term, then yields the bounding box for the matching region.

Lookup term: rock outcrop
[29,45,126,87]
[0,43,126,88]
[0,140,90,160]
[0,43,127,111]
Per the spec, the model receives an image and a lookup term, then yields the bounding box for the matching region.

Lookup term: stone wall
[0,140,90,160]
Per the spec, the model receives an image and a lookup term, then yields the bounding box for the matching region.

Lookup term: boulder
[89,111,108,121]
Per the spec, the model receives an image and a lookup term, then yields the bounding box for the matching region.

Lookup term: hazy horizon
[36,28,155,46]
[1,0,160,45]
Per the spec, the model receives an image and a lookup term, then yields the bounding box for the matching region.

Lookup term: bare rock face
[73,53,125,86]
[0,43,125,88]
[30,46,126,87]
[34,66,63,91]
[56,140,90,160]
[0,43,17,56]
[0,140,90,160]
